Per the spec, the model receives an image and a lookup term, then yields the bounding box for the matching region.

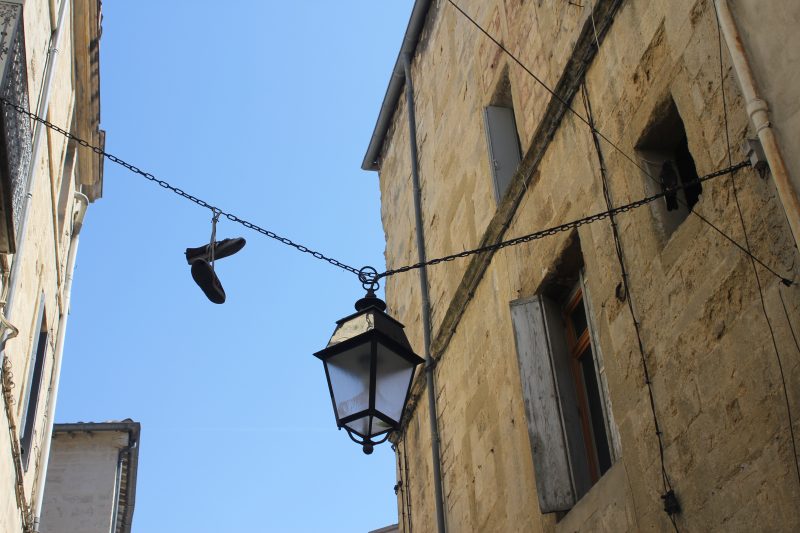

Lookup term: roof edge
[53,421,140,434]
[361,0,432,172]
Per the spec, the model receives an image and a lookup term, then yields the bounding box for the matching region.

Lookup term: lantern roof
[323,304,413,353]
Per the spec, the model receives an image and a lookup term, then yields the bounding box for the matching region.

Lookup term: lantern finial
[354,287,387,312]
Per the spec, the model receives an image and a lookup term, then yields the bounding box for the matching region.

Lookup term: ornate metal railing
[0,1,31,253]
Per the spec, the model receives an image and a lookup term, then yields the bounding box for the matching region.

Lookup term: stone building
[364,0,800,531]
[0,0,104,531]
[39,421,140,533]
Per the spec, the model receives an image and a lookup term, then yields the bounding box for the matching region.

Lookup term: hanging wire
[444,0,793,288]
[392,442,409,531]
[713,3,800,490]
[402,434,414,533]
[0,96,363,278]
[778,287,800,363]
[581,81,680,531]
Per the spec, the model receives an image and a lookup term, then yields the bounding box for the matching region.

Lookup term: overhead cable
[582,81,680,530]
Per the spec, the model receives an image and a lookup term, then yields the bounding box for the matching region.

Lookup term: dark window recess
[637,99,700,238]
[0,3,33,253]
[20,295,48,469]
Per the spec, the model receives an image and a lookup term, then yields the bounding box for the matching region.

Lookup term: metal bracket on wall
[742,138,768,174]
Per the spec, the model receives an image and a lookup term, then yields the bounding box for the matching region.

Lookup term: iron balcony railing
[0,1,32,253]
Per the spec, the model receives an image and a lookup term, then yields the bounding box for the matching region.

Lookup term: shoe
[190,259,226,304]
[185,237,246,265]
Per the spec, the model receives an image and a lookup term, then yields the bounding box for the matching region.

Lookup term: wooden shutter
[510,295,591,512]
[483,106,521,201]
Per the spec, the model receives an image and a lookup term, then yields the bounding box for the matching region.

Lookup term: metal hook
[358,266,380,292]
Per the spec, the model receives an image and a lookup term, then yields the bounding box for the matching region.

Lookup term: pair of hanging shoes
[186,237,246,304]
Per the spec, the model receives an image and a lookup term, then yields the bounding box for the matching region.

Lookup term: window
[483,74,521,202]
[561,284,612,483]
[510,262,616,512]
[0,2,32,253]
[20,294,48,469]
[636,98,700,239]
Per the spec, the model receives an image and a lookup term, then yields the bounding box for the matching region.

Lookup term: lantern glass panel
[375,344,416,424]
[326,343,372,420]
[344,415,371,437]
[344,414,392,438]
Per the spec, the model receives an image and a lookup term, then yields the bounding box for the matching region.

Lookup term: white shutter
[510,295,591,512]
[483,105,521,201]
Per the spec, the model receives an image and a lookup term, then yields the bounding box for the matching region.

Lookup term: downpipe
[31,192,88,532]
[402,52,447,533]
[715,0,800,250]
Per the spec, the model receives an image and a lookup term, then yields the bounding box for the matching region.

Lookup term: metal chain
[0,97,363,277]
[379,161,760,279]
[2,98,777,287]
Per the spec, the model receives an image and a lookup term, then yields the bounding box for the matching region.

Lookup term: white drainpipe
[31,191,88,532]
[715,0,800,250]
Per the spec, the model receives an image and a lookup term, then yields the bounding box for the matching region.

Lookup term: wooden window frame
[562,285,611,484]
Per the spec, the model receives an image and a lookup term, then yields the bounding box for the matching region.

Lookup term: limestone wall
[0,1,101,531]
[376,0,800,531]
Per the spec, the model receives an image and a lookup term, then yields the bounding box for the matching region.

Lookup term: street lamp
[314,282,423,454]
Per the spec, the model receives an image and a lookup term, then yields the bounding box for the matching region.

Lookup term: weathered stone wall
[0,1,101,531]
[376,0,800,531]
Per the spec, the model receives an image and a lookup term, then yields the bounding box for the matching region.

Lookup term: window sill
[554,461,635,532]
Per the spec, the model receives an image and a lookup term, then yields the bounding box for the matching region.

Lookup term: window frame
[510,270,618,513]
[562,284,613,484]
[483,104,522,203]
[20,293,48,469]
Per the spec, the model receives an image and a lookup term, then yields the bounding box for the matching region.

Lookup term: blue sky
[56,2,414,532]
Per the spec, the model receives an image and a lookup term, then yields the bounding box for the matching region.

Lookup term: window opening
[636,98,700,238]
[20,294,48,469]
[483,73,521,202]
[510,238,618,513]
[563,287,612,482]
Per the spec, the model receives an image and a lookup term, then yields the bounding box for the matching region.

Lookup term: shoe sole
[190,260,226,304]
[185,238,246,265]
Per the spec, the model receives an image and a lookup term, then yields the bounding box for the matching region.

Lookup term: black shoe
[185,237,246,265]
[190,260,226,304]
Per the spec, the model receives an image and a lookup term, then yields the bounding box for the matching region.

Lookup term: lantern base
[344,427,392,455]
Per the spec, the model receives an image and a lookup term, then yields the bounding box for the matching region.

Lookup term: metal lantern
[315,287,423,454]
